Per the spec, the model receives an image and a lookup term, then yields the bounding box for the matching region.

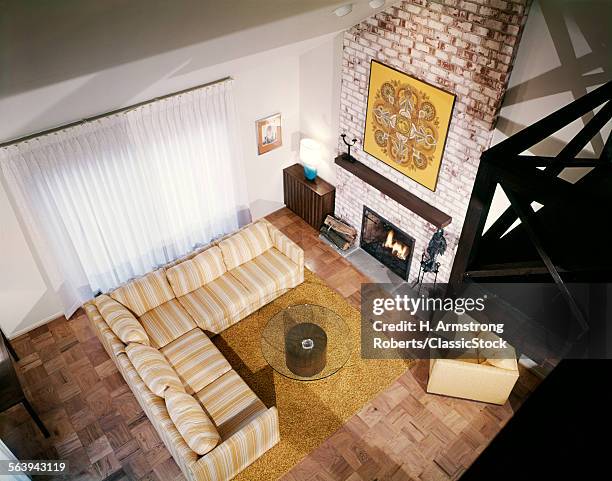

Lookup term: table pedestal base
[285,322,327,377]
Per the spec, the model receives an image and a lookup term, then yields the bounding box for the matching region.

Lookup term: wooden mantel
[335,156,452,228]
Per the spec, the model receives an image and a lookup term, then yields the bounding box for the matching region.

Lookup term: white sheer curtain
[0,80,250,316]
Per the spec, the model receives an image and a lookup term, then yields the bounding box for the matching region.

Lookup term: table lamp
[300,138,321,181]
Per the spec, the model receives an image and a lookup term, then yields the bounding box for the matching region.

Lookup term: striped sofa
[84,219,304,481]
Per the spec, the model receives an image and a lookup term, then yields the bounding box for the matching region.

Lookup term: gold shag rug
[212,269,413,481]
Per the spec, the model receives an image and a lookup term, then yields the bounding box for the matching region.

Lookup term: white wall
[0,179,63,336]
[234,55,300,220]
[485,0,611,235]
[0,32,340,337]
[299,33,344,185]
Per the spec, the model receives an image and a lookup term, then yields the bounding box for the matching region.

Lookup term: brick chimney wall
[335,0,531,283]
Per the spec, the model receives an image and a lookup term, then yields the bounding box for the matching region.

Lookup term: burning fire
[384,230,409,260]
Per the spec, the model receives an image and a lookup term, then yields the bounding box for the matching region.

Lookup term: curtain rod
[0,76,232,149]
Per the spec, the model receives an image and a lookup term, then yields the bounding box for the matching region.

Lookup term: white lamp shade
[299,138,321,167]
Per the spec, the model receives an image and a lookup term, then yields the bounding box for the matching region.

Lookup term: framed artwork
[256,113,282,155]
[363,60,456,191]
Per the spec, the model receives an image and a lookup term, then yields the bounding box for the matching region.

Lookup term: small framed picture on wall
[256,113,282,155]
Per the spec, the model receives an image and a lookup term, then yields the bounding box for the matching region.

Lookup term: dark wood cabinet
[283,163,335,230]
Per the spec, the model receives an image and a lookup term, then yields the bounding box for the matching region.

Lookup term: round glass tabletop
[261,304,352,381]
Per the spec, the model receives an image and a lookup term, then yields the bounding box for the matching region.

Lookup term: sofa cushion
[125,343,184,397]
[177,274,255,334]
[218,222,273,270]
[94,294,150,345]
[165,389,220,455]
[166,259,207,297]
[193,246,227,284]
[138,299,197,348]
[229,248,300,303]
[166,246,228,298]
[195,370,267,439]
[111,269,175,316]
[161,329,231,394]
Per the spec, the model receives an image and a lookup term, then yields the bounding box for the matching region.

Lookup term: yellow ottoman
[427,331,519,405]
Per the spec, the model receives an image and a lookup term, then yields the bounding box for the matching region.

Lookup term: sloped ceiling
[0,0,390,98]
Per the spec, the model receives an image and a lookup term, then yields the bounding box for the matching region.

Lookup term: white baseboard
[8,311,64,340]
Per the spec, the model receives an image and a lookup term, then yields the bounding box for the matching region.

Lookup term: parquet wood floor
[0,207,540,481]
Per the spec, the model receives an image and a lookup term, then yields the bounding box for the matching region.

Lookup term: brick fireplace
[334,0,530,283]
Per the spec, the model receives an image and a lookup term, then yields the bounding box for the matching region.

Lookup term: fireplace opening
[360,206,415,280]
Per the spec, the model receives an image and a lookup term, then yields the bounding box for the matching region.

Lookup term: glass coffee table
[261,304,352,381]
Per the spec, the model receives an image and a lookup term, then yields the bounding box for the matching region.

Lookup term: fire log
[323,215,357,241]
[323,226,354,244]
[320,226,350,251]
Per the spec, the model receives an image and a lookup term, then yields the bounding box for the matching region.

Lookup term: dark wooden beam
[450,84,611,315]
[447,161,497,293]
[480,207,518,244]
[488,160,605,205]
[334,156,452,228]
[550,99,612,167]
[482,146,604,246]
[465,261,566,279]
[600,131,612,162]
[482,100,611,244]
[483,81,612,159]
[487,163,567,204]
[501,183,589,333]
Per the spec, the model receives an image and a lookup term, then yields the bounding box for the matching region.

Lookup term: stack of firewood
[319,215,357,251]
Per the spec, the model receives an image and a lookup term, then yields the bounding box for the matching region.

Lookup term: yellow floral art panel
[363,61,456,191]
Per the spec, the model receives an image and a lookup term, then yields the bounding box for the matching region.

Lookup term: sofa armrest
[265,223,304,269]
[84,301,126,357]
[190,407,280,481]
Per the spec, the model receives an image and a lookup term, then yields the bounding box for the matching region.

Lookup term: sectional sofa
[84,219,304,481]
